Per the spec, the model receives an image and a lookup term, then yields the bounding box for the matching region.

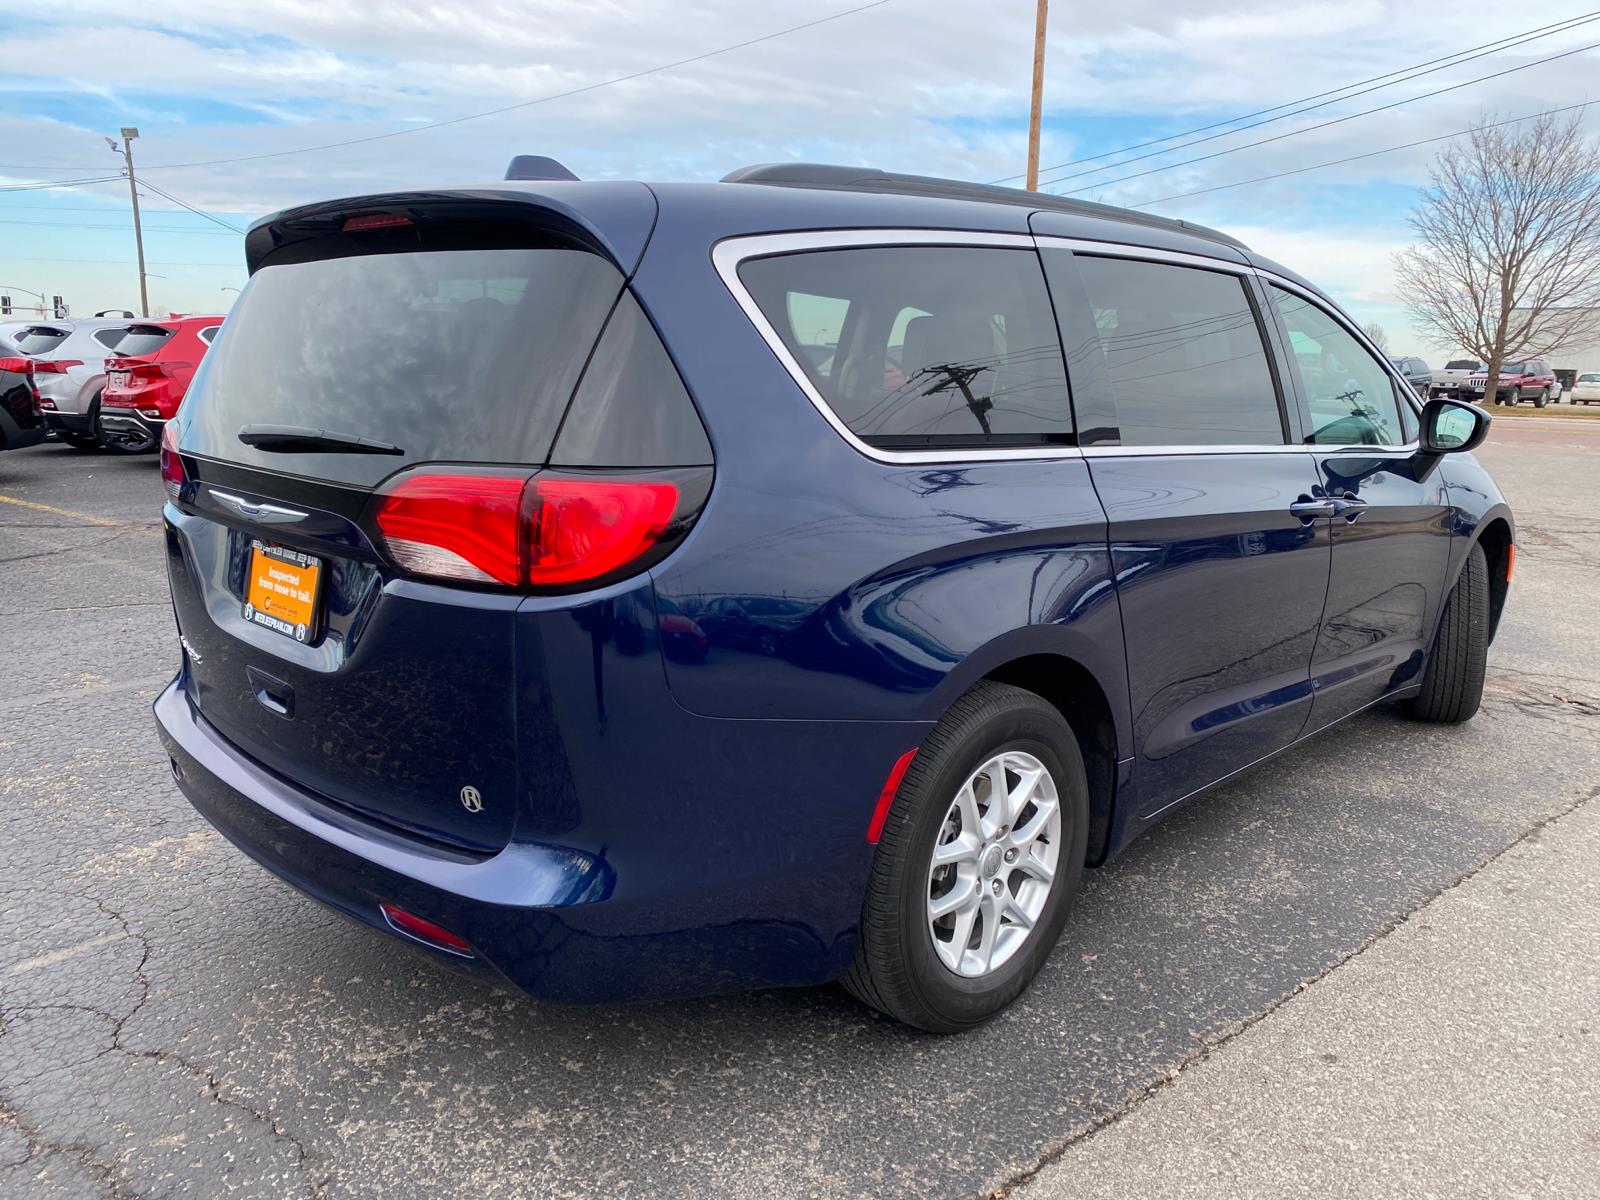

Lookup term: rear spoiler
[244,184,658,278]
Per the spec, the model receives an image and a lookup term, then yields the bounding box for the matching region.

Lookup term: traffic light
[0,296,10,315]
[52,295,68,318]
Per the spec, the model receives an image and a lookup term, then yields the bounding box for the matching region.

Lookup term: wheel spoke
[955,781,982,840]
[1006,765,1045,827]
[1002,890,1036,931]
[928,875,978,920]
[1010,797,1058,849]
[974,894,1001,972]
[1015,849,1054,885]
[948,903,979,964]
[982,760,1010,835]
[933,831,980,867]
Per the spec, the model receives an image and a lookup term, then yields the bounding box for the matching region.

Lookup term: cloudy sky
[2,0,1597,356]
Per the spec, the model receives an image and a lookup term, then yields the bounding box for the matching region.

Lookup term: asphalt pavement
[2,419,1597,1199]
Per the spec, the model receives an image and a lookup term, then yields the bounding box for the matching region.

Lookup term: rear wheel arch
[978,654,1119,867]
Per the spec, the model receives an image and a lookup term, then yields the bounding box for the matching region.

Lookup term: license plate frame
[108,370,130,389]
[243,540,323,644]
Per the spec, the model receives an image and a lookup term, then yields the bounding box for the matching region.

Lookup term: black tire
[1534,387,1548,408]
[57,431,99,450]
[843,681,1088,1032]
[1405,543,1489,723]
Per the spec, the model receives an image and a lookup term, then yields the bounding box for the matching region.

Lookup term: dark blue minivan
[155,163,1513,1031]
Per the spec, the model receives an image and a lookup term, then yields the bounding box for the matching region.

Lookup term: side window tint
[738,246,1072,448]
[199,326,219,345]
[1270,287,1404,447]
[1072,255,1284,446]
[93,329,126,350]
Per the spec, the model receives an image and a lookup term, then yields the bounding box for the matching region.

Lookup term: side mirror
[1419,397,1488,454]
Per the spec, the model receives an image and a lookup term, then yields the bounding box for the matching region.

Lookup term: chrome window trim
[712,229,1081,465]
[1033,235,1252,276]
[712,229,1427,463]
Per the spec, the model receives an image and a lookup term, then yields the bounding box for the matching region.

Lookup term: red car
[100,316,223,452]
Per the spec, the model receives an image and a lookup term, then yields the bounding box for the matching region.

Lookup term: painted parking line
[0,492,159,533]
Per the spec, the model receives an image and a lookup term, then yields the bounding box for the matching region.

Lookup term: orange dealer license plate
[243,540,323,643]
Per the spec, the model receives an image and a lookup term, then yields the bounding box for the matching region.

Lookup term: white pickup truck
[1429,359,1485,399]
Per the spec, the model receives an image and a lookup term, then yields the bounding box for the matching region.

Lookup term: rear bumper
[154,675,928,1002]
[99,406,164,445]
[43,409,96,435]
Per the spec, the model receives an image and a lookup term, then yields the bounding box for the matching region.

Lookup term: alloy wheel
[925,750,1061,978]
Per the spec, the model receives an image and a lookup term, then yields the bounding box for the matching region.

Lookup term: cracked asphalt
[2,419,1597,1200]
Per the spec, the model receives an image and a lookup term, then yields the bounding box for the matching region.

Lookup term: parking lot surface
[2,420,1597,1199]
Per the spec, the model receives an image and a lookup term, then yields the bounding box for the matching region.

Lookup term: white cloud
[2,0,1598,316]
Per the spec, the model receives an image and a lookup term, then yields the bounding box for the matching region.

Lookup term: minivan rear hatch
[164,191,658,854]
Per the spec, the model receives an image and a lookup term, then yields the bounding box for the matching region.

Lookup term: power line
[0,0,897,175]
[0,176,124,193]
[1054,37,1600,197]
[1135,98,1599,207]
[130,178,246,233]
[1033,11,1600,189]
[2,256,242,268]
[0,218,238,236]
[993,11,1600,185]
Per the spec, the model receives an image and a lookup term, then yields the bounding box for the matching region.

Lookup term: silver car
[12,318,135,448]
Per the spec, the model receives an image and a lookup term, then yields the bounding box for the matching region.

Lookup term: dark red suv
[1464,360,1560,407]
[100,316,223,452]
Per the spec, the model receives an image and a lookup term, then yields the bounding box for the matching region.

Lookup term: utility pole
[109,128,149,318]
[1025,0,1049,191]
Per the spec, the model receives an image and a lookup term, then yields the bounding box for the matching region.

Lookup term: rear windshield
[180,247,623,487]
[1581,373,1600,382]
[116,326,175,357]
[1445,360,1481,371]
[16,326,69,355]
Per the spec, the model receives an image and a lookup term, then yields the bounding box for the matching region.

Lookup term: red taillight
[527,478,679,586]
[0,356,32,374]
[343,212,413,232]
[159,423,186,499]
[372,471,684,590]
[32,359,80,374]
[374,472,528,585]
[378,904,473,956]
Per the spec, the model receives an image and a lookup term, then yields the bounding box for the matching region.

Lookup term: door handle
[1289,497,1337,521]
[1333,493,1370,522]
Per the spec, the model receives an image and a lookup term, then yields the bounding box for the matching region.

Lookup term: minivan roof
[249,168,1341,298]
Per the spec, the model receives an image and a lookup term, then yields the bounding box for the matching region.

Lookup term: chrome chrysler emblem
[459,786,483,813]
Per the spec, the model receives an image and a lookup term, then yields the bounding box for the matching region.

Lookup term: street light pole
[112,128,150,318]
[1026,0,1049,191]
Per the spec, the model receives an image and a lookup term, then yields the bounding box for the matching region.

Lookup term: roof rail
[721,162,1246,250]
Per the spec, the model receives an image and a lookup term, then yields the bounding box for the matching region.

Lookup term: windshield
[1445,360,1481,371]
[178,245,623,487]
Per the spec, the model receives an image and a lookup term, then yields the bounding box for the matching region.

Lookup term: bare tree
[1361,321,1392,353]
[1396,111,1600,403]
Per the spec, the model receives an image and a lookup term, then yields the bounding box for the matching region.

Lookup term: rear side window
[180,247,623,487]
[116,326,176,357]
[92,328,127,350]
[550,291,710,467]
[16,327,68,355]
[198,326,219,345]
[738,246,1072,449]
[1072,256,1284,446]
[1270,287,1405,447]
